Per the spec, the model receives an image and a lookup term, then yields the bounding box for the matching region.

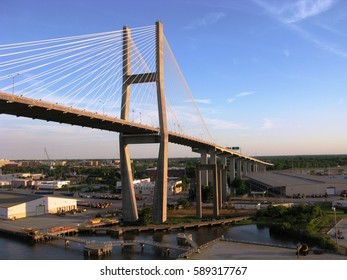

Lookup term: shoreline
[1,210,347,260]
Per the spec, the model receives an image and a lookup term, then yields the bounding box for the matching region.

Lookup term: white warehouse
[133,178,183,195]
[36,180,70,190]
[0,192,77,220]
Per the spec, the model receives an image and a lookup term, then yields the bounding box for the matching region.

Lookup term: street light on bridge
[9,73,20,94]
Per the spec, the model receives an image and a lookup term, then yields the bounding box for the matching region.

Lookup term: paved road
[188,240,347,260]
[328,217,347,249]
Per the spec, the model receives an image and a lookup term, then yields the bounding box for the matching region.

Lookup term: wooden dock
[84,243,113,257]
[0,215,251,257]
[78,215,251,236]
[45,234,194,257]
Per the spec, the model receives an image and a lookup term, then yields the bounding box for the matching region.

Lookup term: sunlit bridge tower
[120,21,168,223]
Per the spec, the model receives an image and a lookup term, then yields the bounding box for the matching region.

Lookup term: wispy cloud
[235,91,254,97]
[184,12,226,30]
[252,0,347,58]
[253,0,335,24]
[284,0,334,23]
[228,91,254,103]
[185,98,212,104]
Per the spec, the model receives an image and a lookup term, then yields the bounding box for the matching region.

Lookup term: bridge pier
[200,149,208,186]
[196,168,202,219]
[152,21,168,223]
[197,164,220,218]
[219,157,228,204]
[119,135,138,222]
[236,158,243,179]
[208,151,216,186]
[229,156,236,184]
[119,25,138,223]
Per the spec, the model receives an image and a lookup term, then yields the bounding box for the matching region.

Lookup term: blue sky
[1,0,347,159]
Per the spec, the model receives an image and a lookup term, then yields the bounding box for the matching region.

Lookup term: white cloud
[185,98,211,104]
[228,91,254,103]
[184,12,226,30]
[235,91,254,97]
[253,0,347,58]
[253,0,335,23]
[284,0,335,23]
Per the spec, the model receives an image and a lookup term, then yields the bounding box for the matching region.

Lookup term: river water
[0,224,297,260]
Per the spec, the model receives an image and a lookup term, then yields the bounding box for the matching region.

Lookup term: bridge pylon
[119,21,168,223]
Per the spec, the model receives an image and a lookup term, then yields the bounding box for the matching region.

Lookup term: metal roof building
[0,192,76,220]
[246,171,347,197]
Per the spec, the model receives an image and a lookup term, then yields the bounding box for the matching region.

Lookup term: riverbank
[1,205,346,260]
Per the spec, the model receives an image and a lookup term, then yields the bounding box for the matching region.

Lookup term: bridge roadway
[0,91,270,166]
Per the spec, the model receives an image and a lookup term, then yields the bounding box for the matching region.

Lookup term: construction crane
[44,147,55,170]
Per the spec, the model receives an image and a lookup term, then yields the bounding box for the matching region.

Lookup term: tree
[202,185,213,202]
[137,207,152,226]
[232,179,249,195]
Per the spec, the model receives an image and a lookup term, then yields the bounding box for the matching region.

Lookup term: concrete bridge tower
[120,21,168,223]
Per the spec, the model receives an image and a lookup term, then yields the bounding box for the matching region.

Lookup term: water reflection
[1,224,297,260]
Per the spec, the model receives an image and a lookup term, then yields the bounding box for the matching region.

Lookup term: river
[0,224,297,260]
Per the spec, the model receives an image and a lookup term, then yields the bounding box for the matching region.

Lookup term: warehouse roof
[0,192,43,208]
[246,171,347,188]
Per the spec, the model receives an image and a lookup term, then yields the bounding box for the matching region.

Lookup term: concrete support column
[248,161,252,174]
[221,157,227,203]
[209,151,216,186]
[243,161,248,176]
[153,21,168,223]
[120,25,138,222]
[119,136,138,222]
[222,167,227,203]
[236,159,243,179]
[196,169,202,219]
[259,164,265,172]
[200,150,208,186]
[197,164,219,218]
[229,157,236,183]
[213,163,220,218]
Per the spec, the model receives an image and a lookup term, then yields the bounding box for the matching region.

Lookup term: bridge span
[0,21,272,224]
[0,91,268,163]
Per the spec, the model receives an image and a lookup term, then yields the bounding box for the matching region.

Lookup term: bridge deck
[0,91,272,165]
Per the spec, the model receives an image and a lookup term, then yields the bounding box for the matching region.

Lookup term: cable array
[0,25,156,117]
[0,24,214,143]
[163,36,214,143]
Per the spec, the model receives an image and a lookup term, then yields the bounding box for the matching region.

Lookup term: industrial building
[35,180,70,190]
[116,178,183,196]
[0,192,77,220]
[246,171,347,198]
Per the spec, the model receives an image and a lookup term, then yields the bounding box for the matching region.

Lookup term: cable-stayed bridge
[0,22,272,223]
